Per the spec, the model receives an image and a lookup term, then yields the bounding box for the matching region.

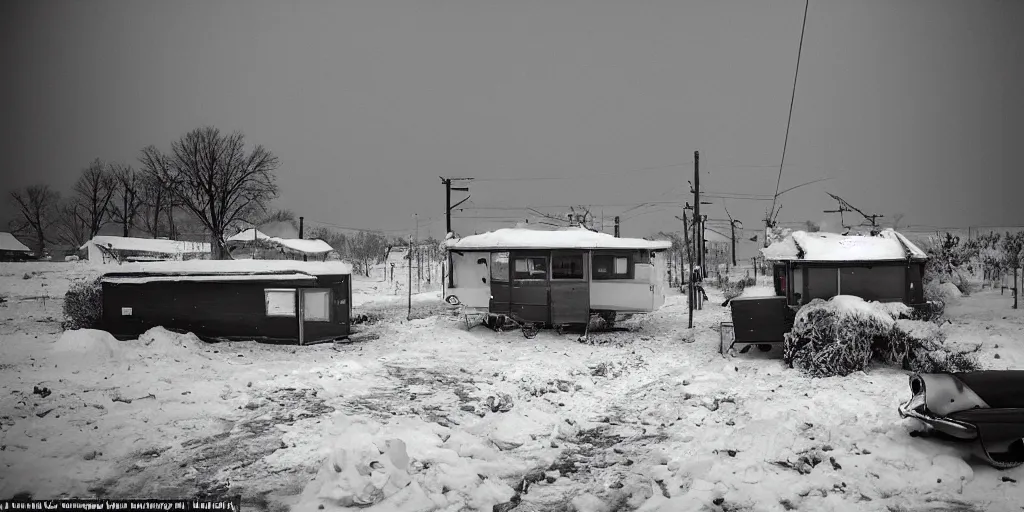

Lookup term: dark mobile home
[100,261,352,344]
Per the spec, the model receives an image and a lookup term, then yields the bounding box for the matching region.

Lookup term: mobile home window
[491,252,509,282]
[552,253,584,280]
[303,289,331,322]
[593,254,632,280]
[513,257,548,280]
[265,289,297,317]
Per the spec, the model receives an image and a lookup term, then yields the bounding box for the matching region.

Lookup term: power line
[769,0,811,223]
[466,162,693,182]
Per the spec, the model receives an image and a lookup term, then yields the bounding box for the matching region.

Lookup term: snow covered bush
[783,297,906,377]
[61,277,103,331]
[718,276,757,301]
[885,319,980,373]
[922,233,979,296]
[783,296,978,377]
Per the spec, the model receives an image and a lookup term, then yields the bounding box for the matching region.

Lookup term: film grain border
[0,498,241,511]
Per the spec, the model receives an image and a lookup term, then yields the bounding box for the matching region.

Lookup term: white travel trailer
[444,227,673,329]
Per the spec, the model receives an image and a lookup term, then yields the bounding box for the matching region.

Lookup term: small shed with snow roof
[100,260,352,344]
[761,229,930,307]
[0,232,33,261]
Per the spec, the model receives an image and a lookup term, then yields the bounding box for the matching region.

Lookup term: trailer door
[550,250,589,325]
[510,251,550,324]
[489,251,511,315]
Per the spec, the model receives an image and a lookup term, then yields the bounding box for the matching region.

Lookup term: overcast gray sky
[2,0,1021,259]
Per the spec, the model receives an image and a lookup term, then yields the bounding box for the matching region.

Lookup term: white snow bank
[81,236,210,254]
[446,226,672,251]
[52,329,123,361]
[762,229,927,262]
[137,327,209,356]
[101,259,352,276]
[938,282,963,299]
[0,232,31,252]
[228,228,334,255]
[297,413,550,512]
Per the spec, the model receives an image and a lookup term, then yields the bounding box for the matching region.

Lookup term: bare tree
[1001,232,1024,309]
[307,226,348,259]
[9,185,61,256]
[72,159,117,239]
[151,126,280,259]
[138,145,179,238]
[54,198,90,248]
[348,230,389,277]
[109,163,144,237]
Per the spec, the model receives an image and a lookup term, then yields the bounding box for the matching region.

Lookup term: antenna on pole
[824,192,884,235]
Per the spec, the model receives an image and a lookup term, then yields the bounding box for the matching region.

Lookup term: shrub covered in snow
[783,296,979,377]
[61,277,103,331]
[718,276,757,301]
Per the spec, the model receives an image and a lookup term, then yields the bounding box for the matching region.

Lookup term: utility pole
[693,151,701,279]
[678,210,694,329]
[724,205,741,267]
[415,214,421,293]
[441,177,472,288]
[299,216,306,261]
[730,220,738,267]
[614,216,620,238]
[407,232,413,320]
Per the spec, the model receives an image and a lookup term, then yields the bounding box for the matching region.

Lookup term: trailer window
[265,289,296,317]
[513,257,547,280]
[303,289,331,322]
[593,254,632,280]
[552,253,584,279]
[491,252,509,282]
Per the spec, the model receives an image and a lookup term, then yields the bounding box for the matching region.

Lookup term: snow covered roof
[445,227,673,251]
[101,273,316,285]
[0,232,31,252]
[275,238,334,254]
[761,229,929,262]
[81,236,211,254]
[227,228,334,255]
[227,228,271,242]
[100,260,352,283]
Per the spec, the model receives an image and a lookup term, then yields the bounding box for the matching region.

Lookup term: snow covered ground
[1,262,1023,511]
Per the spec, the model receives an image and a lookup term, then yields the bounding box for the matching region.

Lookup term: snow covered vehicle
[899,371,1024,468]
[444,226,672,336]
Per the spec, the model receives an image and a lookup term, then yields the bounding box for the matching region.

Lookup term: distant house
[0,232,33,261]
[81,236,211,264]
[761,228,930,307]
[99,260,353,344]
[226,228,335,262]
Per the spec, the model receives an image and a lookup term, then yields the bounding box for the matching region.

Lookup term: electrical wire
[769,0,811,223]
[466,162,693,182]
